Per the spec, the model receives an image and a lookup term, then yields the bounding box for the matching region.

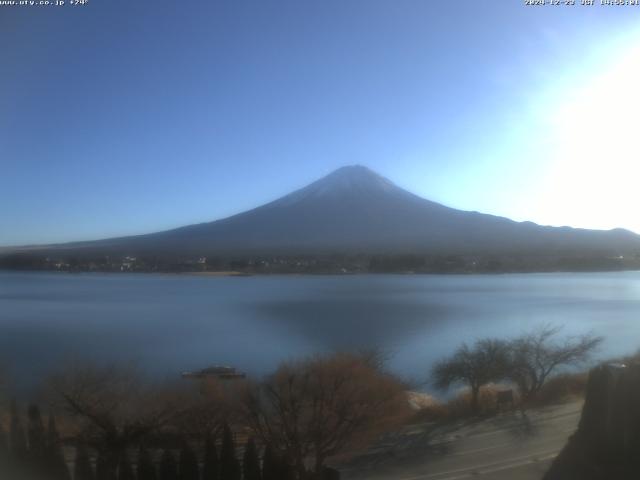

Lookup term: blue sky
[2,1,640,246]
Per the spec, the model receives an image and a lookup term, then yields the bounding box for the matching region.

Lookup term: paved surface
[341,402,583,480]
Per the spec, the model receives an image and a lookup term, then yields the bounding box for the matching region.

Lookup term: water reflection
[1,271,639,389]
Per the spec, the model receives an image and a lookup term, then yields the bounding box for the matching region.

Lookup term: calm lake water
[1,271,640,389]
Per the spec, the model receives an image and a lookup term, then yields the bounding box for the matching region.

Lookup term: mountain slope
[10,165,640,257]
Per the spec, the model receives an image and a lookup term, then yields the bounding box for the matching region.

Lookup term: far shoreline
[2,268,640,278]
[185,270,252,277]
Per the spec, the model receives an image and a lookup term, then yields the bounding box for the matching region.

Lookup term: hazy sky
[2,1,640,246]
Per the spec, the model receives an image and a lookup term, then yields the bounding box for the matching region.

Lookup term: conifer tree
[0,420,8,469]
[242,438,261,480]
[96,451,115,480]
[262,447,294,480]
[178,442,199,480]
[0,420,6,450]
[74,444,95,480]
[137,446,157,480]
[27,404,47,467]
[261,445,278,480]
[159,449,178,480]
[279,457,295,480]
[117,452,135,480]
[47,413,71,480]
[9,400,27,462]
[220,424,240,480]
[201,434,219,480]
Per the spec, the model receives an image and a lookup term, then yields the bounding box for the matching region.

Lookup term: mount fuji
[7,165,640,258]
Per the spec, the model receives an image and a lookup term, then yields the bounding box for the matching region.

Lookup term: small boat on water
[181,365,246,380]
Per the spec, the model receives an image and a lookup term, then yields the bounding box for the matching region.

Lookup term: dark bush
[178,443,199,480]
[159,449,178,480]
[201,435,218,480]
[220,424,240,480]
[137,446,157,480]
[242,438,261,480]
[74,444,95,480]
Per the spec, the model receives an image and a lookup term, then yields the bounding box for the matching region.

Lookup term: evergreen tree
[117,452,135,480]
[262,447,294,480]
[159,449,178,480]
[178,442,199,480]
[137,446,157,480]
[9,399,27,462]
[261,445,278,480]
[74,444,95,480]
[242,438,261,480]
[279,457,295,480]
[201,434,219,480]
[47,413,71,480]
[27,404,47,467]
[220,424,240,480]
[0,419,9,469]
[320,466,341,480]
[96,451,115,480]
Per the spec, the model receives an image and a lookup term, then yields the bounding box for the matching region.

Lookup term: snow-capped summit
[12,166,640,257]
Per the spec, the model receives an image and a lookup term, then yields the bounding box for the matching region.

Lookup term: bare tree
[507,325,602,402]
[243,352,408,478]
[431,338,510,413]
[171,377,243,440]
[48,363,182,477]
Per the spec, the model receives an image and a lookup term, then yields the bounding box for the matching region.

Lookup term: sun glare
[539,42,640,233]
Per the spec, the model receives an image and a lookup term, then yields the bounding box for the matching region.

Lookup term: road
[341,401,582,480]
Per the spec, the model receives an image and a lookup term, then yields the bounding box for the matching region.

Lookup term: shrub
[533,373,588,406]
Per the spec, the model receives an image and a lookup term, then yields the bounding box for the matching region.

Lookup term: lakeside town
[2,252,640,275]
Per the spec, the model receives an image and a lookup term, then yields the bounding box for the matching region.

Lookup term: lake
[1,270,640,390]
